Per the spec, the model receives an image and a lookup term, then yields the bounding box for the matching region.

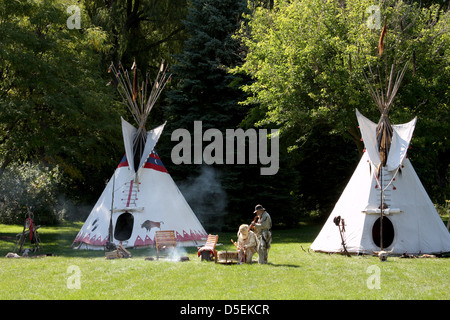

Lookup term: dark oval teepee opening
[114,212,134,241]
[372,216,394,248]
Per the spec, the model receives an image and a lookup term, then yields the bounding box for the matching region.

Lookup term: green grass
[0,222,448,300]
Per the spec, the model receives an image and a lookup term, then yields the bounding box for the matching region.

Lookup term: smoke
[178,165,227,231]
[56,194,93,222]
[167,247,188,262]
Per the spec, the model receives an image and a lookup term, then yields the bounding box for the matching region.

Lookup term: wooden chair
[197,234,218,262]
[154,230,177,260]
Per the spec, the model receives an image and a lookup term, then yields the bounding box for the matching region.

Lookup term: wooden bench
[197,234,218,262]
[155,230,177,260]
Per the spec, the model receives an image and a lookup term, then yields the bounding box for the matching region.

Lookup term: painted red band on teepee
[118,154,128,168]
[117,152,167,173]
[143,152,168,173]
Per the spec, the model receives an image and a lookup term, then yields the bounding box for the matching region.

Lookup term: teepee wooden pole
[108,60,171,173]
[380,166,384,251]
[106,171,116,251]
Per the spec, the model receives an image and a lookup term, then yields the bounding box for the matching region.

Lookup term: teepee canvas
[311,61,450,255]
[73,61,207,249]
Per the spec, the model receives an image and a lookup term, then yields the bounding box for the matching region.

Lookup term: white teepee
[312,54,450,255]
[310,109,450,255]
[73,61,207,249]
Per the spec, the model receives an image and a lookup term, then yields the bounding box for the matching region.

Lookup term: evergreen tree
[164,0,251,230]
[166,0,248,131]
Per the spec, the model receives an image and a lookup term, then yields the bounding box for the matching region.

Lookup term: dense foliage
[0,0,123,223]
[0,0,448,226]
[233,0,449,215]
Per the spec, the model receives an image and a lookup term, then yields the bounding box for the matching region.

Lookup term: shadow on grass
[266,262,301,268]
[1,221,322,258]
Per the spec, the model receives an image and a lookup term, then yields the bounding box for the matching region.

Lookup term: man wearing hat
[251,204,272,264]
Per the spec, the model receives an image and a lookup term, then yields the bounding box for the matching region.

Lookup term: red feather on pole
[378,24,387,56]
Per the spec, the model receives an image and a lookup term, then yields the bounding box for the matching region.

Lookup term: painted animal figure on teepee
[73,61,207,250]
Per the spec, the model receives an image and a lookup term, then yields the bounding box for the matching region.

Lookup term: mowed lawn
[0,222,448,300]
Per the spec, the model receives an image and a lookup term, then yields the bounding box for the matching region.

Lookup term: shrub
[0,162,65,225]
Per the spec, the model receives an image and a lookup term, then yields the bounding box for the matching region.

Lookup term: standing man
[251,204,272,264]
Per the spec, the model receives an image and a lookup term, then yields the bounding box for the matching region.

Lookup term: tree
[0,0,123,222]
[166,0,249,130]
[82,0,189,74]
[164,0,260,229]
[81,0,191,131]
[233,0,449,212]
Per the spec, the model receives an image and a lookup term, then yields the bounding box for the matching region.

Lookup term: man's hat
[239,224,249,234]
[254,204,265,213]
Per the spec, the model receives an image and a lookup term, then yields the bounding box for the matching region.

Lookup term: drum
[216,250,238,264]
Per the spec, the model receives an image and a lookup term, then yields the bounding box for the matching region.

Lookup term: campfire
[144,247,190,262]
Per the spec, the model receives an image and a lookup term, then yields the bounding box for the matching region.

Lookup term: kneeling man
[237,224,257,264]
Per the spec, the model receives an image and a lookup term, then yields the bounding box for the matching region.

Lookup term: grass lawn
[0,222,448,300]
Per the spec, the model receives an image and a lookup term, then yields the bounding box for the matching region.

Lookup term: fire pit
[216,250,238,264]
[144,256,190,262]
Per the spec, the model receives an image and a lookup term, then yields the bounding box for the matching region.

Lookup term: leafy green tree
[234,0,449,211]
[81,0,191,131]
[0,0,123,222]
[82,0,189,72]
